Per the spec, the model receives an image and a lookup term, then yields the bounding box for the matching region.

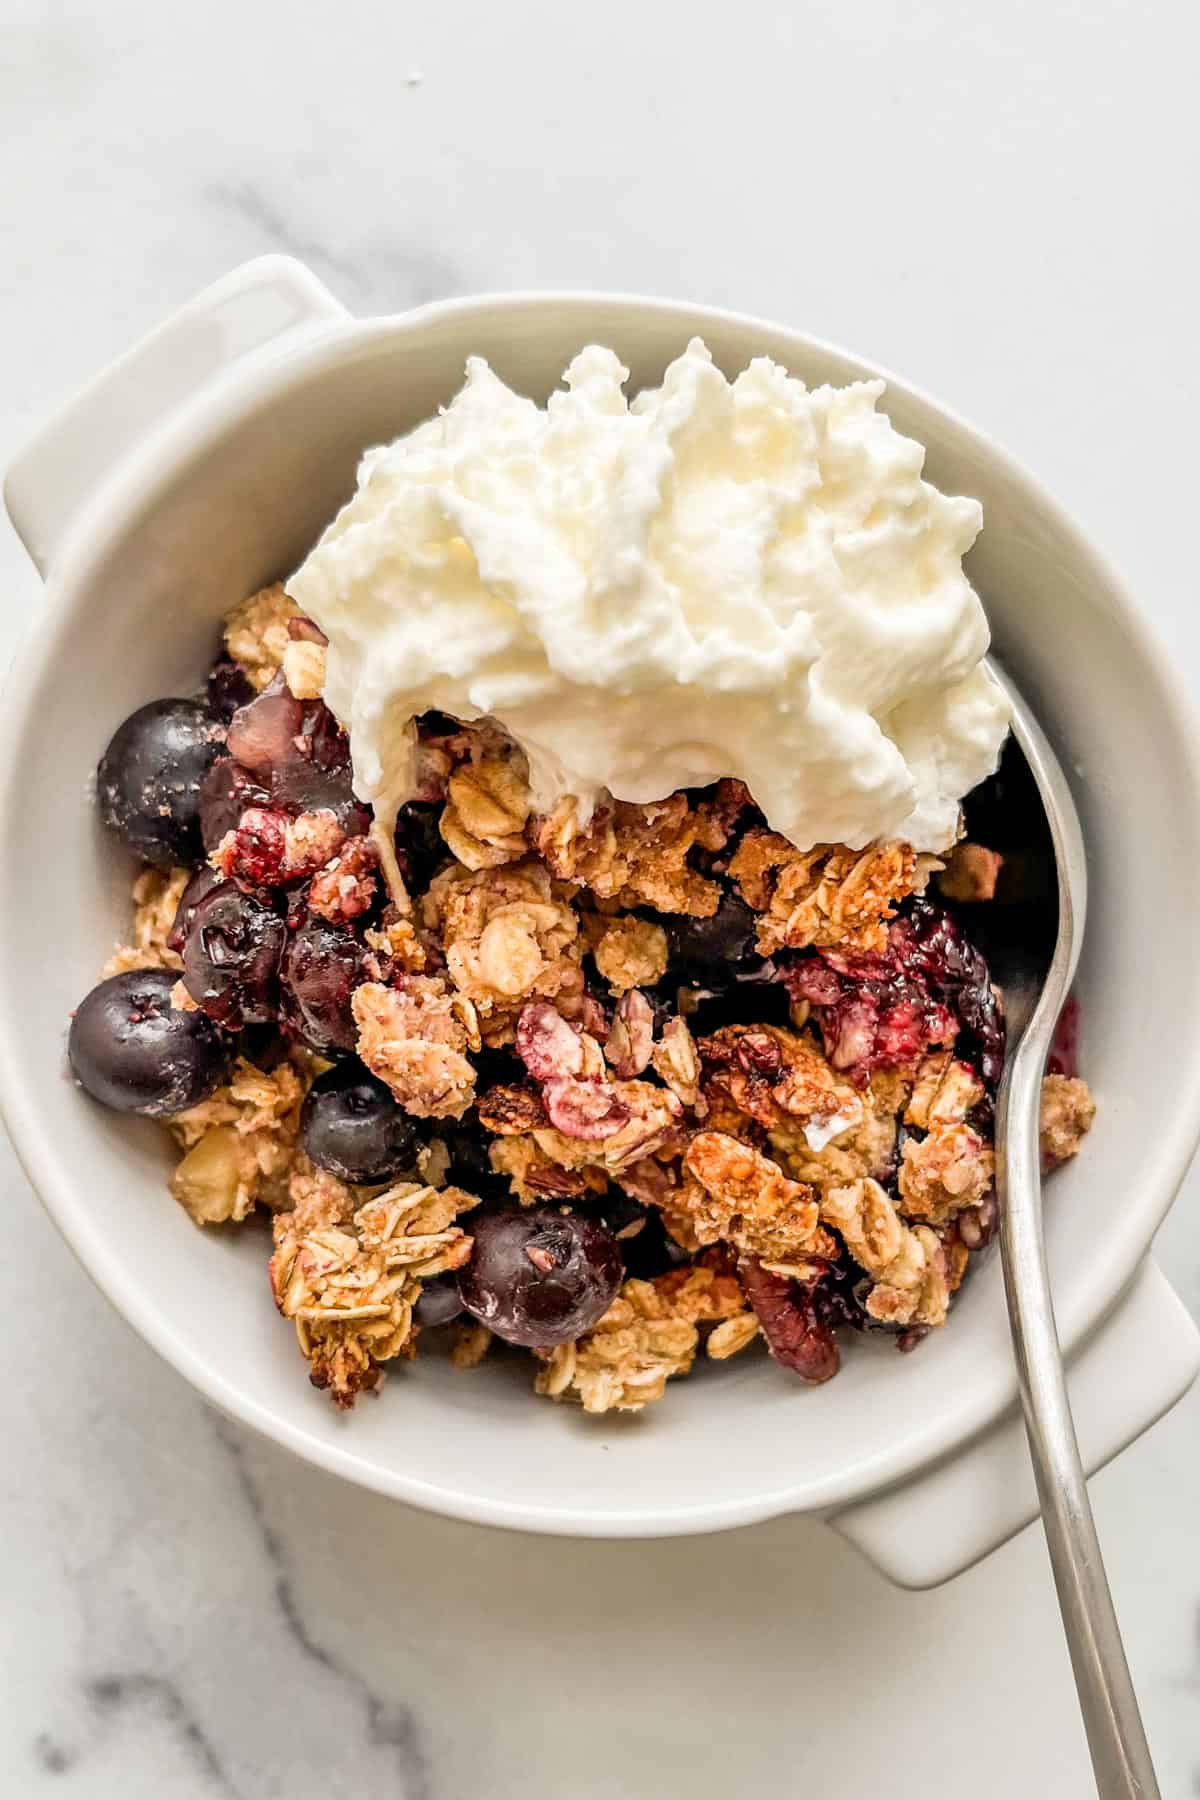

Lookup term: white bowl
[4,258,1199,1587]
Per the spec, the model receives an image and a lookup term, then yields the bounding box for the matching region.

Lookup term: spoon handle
[997,1047,1160,1798]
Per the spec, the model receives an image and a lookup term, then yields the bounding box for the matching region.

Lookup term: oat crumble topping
[223,583,300,689]
[82,583,1098,1415]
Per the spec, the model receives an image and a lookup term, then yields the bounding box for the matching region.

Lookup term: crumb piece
[223,583,299,690]
[280,636,327,701]
[729,829,917,955]
[651,1016,702,1110]
[897,1122,994,1225]
[770,1094,899,1195]
[678,1130,831,1263]
[352,977,478,1119]
[213,806,345,888]
[285,1154,360,1232]
[768,1068,904,1189]
[308,836,378,924]
[705,1311,762,1360]
[168,1056,311,1223]
[102,865,192,977]
[937,842,1003,903]
[450,1321,492,1368]
[699,1023,863,1136]
[531,1080,683,1174]
[269,1182,477,1407]
[530,792,721,916]
[1041,1073,1096,1166]
[536,1260,750,1413]
[439,753,531,870]
[904,1051,984,1128]
[477,1084,549,1135]
[819,1178,950,1327]
[364,912,430,975]
[423,859,581,1041]
[604,989,655,1078]
[592,916,669,994]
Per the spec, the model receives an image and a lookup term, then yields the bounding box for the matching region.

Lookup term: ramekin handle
[3,255,349,578]
[829,1258,1199,1589]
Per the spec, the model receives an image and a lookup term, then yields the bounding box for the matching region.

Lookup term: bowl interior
[4,297,1198,1531]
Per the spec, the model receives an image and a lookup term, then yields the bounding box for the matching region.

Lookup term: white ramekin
[4,257,1198,1587]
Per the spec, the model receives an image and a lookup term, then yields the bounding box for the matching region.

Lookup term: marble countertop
[3,2,1199,1793]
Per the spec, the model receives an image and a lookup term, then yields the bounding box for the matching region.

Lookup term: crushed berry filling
[783,898,1006,1087]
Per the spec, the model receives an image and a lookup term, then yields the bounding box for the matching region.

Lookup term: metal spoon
[986,657,1159,1798]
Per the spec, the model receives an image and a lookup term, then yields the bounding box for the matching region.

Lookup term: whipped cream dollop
[287,339,1009,852]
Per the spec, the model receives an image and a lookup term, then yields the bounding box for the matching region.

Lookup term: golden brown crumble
[904,1051,984,1129]
[729,829,918,955]
[937,841,1003,903]
[439,752,531,871]
[476,1084,549,1135]
[699,1022,864,1136]
[488,1133,607,1203]
[897,1122,994,1226]
[102,865,191,978]
[269,1182,477,1407]
[100,596,1097,1415]
[352,977,479,1118]
[592,915,669,994]
[768,1083,901,1190]
[530,792,722,916]
[280,636,327,701]
[223,583,300,689]
[819,1179,950,1327]
[526,1079,684,1176]
[363,913,431,975]
[536,1260,753,1413]
[678,1130,833,1264]
[1040,1074,1096,1165]
[650,1016,703,1110]
[168,1056,313,1224]
[423,859,581,1042]
[285,1154,361,1233]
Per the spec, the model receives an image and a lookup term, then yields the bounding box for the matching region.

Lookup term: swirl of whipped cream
[287,338,1009,852]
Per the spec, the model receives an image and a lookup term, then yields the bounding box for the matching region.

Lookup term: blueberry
[458,1207,622,1347]
[181,880,285,1029]
[664,892,758,978]
[97,699,223,867]
[68,968,227,1117]
[166,864,224,954]
[300,1063,421,1185]
[206,657,256,724]
[226,683,368,832]
[279,915,362,1052]
[414,1273,466,1328]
